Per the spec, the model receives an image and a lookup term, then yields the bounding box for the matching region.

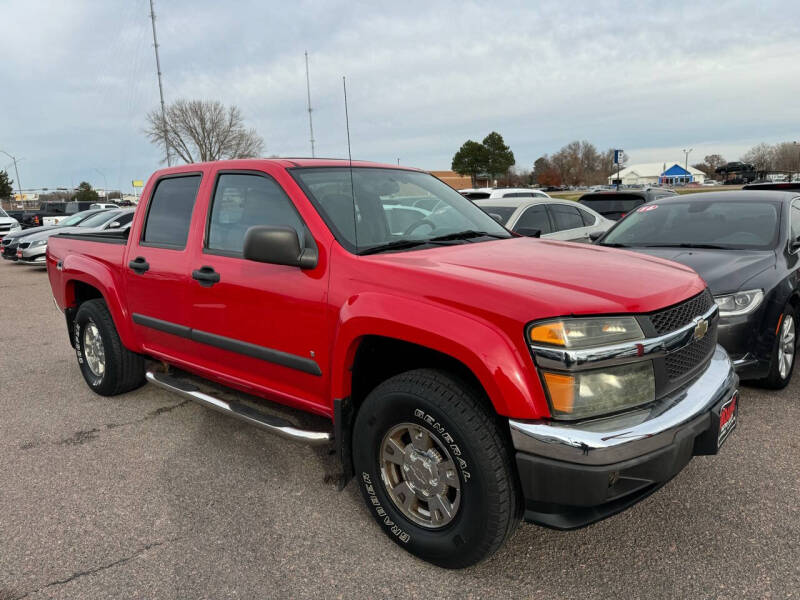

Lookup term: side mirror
[589,231,604,242]
[515,227,541,238]
[108,221,121,229]
[489,213,504,224]
[243,226,317,269]
[790,236,800,252]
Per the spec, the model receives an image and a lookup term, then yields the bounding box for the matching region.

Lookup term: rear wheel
[74,299,145,396]
[352,369,520,569]
[761,306,796,389]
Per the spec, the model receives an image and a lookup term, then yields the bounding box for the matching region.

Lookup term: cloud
[1,0,799,191]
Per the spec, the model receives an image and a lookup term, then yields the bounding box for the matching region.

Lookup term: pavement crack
[18,400,190,450]
[13,539,174,599]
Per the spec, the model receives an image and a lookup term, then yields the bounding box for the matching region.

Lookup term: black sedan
[596,190,800,388]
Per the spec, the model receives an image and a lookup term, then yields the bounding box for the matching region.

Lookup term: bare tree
[145,99,264,163]
[741,143,775,172]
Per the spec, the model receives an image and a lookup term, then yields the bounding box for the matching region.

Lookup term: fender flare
[62,254,140,352]
[329,292,546,419]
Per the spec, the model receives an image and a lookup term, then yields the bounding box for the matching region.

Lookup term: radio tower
[305,51,316,158]
[149,0,171,166]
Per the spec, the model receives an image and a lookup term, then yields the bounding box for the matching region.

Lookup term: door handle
[192,265,220,287]
[128,256,149,274]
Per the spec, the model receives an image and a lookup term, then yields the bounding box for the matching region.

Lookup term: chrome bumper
[509,345,737,466]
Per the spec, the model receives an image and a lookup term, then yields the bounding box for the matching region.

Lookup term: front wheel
[352,369,520,568]
[760,305,797,389]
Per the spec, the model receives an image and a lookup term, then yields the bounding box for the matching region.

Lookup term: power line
[149,0,171,166]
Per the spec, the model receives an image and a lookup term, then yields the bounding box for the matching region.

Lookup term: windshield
[601,200,781,250]
[77,210,119,228]
[291,167,510,253]
[0,208,8,217]
[59,210,100,227]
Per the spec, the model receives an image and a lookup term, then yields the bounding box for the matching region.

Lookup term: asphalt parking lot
[1,261,798,599]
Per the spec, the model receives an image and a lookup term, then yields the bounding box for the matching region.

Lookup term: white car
[459,187,552,201]
[89,202,120,210]
[0,208,22,241]
[474,197,613,243]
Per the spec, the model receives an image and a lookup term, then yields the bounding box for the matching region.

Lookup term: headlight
[541,362,655,420]
[10,222,20,230]
[30,239,48,247]
[714,289,763,317]
[528,316,644,348]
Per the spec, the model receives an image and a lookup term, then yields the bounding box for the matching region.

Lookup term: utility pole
[94,168,108,199]
[0,150,23,204]
[149,0,171,166]
[305,51,316,158]
[683,148,693,183]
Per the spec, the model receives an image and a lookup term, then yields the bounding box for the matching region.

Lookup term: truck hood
[625,247,776,295]
[0,217,19,227]
[367,237,706,320]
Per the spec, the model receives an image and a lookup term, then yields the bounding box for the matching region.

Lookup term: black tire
[760,305,797,389]
[352,369,520,569]
[73,299,145,396]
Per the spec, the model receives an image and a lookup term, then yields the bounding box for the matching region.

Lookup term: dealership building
[608,163,706,186]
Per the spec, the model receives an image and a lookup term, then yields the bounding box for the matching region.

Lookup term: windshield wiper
[640,243,729,249]
[599,242,631,248]
[357,239,432,255]
[428,230,507,242]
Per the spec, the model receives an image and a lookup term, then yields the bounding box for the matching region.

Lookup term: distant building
[429,170,476,189]
[608,163,706,186]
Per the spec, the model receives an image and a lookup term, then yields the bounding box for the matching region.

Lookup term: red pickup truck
[47,159,738,568]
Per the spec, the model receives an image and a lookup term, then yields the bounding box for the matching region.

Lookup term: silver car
[474,197,613,242]
[16,209,134,265]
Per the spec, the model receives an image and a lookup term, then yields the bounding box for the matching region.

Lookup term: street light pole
[94,169,108,200]
[682,148,693,183]
[0,150,24,204]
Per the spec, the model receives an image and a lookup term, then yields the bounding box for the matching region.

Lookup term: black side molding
[191,329,322,376]
[133,313,191,338]
[132,313,321,376]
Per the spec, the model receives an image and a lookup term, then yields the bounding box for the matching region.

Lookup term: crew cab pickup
[47,159,738,568]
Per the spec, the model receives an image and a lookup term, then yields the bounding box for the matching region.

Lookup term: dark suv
[578,188,677,220]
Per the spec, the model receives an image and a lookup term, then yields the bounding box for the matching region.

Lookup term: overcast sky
[2,0,799,192]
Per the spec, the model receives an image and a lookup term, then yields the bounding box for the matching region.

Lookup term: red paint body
[47,159,706,421]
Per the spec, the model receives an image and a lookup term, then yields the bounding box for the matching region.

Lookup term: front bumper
[509,345,738,529]
[18,246,47,264]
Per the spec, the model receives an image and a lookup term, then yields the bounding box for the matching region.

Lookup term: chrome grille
[665,319,718,381]
[650,289,714,335]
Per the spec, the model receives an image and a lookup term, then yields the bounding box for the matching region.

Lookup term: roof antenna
[343,75,357,252]
[304,51,315,158]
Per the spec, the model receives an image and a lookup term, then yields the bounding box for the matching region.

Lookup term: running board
[145,371,332,446]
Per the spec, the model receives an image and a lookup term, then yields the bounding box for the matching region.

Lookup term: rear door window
[514,204,552,234]
[577,207,597,226]
[548,204,584,231]
[142,175,201,248]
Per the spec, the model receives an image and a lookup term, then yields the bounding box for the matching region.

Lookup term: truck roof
[151,158,419,176]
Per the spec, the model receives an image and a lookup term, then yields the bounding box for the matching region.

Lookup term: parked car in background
[90,202,120,210]
[16,208,133,265]
[14,201,97,228]
[474,197,612,242]
[46,158,737,568]
[459,187,552,201]
[2,209,108,261]
[743,182,800,192]
[0,208,22,241]
[578,189,678,221]
[596,191,800,387]
[703,180,722,186]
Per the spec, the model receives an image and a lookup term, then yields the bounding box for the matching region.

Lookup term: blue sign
[613,149,624,165]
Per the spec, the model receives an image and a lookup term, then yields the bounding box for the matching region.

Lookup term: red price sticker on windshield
[637,205,658,212]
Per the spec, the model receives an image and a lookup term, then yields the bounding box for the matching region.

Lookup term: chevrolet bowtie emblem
[693,317,709,340]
